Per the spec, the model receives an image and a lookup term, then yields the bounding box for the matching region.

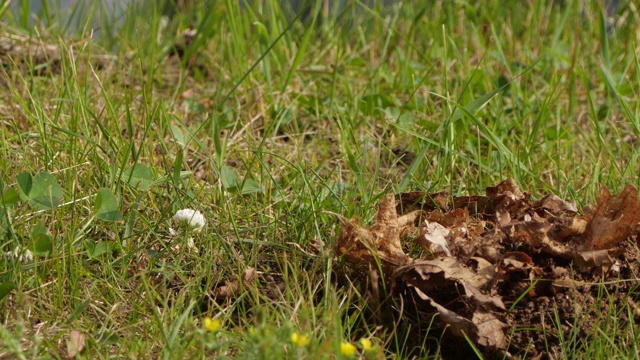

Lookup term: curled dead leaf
[583,185,640,250]
[335,195,419,271]
[413,287,506,351]
[486,178,524,199]
[395,257,505,310]
[533,194,578,215]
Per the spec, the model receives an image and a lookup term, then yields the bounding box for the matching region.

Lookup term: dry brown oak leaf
[335,195,420,271]
[583,184,640,250]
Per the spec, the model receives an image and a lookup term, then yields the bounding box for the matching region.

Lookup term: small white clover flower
[23,249,33,262]
[186,237,198,253]
[173,208,206,233]
[5,247,34,262]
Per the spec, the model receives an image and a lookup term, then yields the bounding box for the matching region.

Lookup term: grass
[1,0,639,358]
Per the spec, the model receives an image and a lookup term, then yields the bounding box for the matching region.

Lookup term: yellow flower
[359,337,373,351]
[340,341,357,357]
[204,317,221,332]
[291,332,311,347]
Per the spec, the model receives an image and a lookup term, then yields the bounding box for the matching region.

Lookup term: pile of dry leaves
[334,179,640,358]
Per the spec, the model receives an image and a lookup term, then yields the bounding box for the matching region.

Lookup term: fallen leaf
[372,195,421,257]
[573,249,625,272]
[557,217,588,239]
[551,277,593,292]
[213,267,259,299]
[505,221,575,258]
[473,310,506,349]
[451,195,493,216]
[486,178,524,199]
[533,194,578,215]
[412,287,477,338]
[416,221,451,256]
[67,330,85,358]
[413,287,506,351]
[496,210,511,228]
[495,252,542,290]
[335,195,419,271]
[468,257,497,285]
[396,257,505,309]
[583,185,640,250]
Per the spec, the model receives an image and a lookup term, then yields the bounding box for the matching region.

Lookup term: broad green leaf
[241,179,263,195]
[170,125,186,145]
[85,241,110,258]
[142,171,193,191]
[31,222,52,254]
[0,282,17,301]
[32,233,52,254]
[2,188,20,205]
[95,330,119,345]
[18,172,64,210]
[346,56,367,67]
[220,165,241,191]
[0,206,8,234]
[32,221,47,236]
[16,172,33,201]
[182,98,206,114]
[122,164,156,191]
[94,189,123,222]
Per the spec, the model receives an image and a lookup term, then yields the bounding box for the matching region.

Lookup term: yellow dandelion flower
[204,317,221,332]
[291,332,311,347]
[340,341,357,357]
[359,337,373,351]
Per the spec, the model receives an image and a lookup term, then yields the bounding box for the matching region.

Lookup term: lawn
[1,0,640,358]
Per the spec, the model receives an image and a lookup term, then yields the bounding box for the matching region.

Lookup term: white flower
[186,237,198,253]
[173,209,206,233]
[5,247,34,262]
[168,227,178,237]
[23,249,33,262]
